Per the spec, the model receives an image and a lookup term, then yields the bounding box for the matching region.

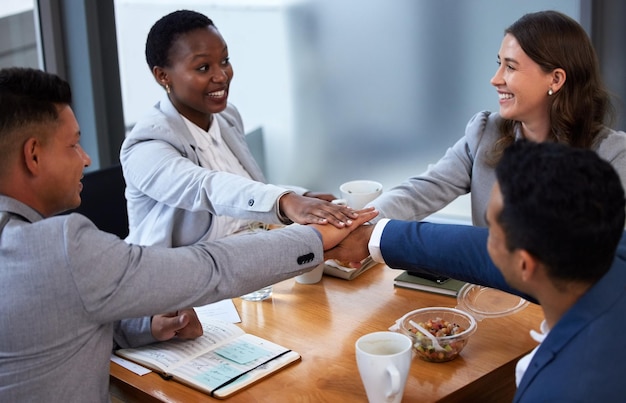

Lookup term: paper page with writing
[171,333,300,398]
[115,320,301,398]
[116,321,245,372]
[195,299,242,324]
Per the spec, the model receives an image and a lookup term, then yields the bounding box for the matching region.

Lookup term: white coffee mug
[356,331,412,403]
[294,262,325,284]
[340,180,383,209]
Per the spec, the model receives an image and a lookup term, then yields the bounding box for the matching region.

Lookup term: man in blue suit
[327,140,626,402]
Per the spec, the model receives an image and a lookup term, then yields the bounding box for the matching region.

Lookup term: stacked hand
[310,207,378,251]
[324,224,376,264]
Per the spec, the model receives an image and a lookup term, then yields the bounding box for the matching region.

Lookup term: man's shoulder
[521,300,626,401]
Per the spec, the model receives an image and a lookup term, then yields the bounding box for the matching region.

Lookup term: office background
[2,0,624,219]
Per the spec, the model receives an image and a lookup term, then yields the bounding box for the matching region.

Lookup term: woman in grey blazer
[121,10,355,249]
[370,10,626,227]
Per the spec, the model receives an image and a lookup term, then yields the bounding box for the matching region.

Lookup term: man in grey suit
[0,67,376,402]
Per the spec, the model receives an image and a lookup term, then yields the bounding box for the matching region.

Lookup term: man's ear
[518,250,538,282]
[23,137,41,175]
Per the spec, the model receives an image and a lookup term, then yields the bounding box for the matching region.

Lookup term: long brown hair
[490,10,614,164]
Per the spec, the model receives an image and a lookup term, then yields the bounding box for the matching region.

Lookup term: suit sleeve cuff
[368,218,390,263]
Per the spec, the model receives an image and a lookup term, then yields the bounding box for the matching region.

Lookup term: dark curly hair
[145,10,215,70]
[495,140,624,285]
[490,10,614,164]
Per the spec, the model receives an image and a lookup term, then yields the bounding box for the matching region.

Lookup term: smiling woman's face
[490,34,554,130]
[161,25,233,130]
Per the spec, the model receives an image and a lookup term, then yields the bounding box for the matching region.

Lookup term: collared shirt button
[248,198,254,206]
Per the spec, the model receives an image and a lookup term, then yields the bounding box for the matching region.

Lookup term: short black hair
[0,67,72,156]
[495,140,625,283]
[145,10,215,70]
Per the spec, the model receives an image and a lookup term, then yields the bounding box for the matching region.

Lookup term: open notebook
[115,320,300,399]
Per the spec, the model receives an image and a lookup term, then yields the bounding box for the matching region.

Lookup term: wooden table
[110,264,543,402]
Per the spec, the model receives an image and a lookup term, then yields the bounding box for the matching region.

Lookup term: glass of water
[240,285,272,301]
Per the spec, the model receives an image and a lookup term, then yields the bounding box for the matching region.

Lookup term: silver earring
[548,88,553,96]
[165,84,171,94]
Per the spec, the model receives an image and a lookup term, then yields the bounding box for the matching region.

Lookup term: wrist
[277,191,295,225]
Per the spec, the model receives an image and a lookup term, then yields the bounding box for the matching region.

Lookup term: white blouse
[182,115,254,239]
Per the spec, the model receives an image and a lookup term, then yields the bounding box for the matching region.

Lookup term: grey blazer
[120,95,306,247]
[0,195,321,402]
[372,111,626,226]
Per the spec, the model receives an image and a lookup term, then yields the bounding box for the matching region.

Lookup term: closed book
[393,271,466,297]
